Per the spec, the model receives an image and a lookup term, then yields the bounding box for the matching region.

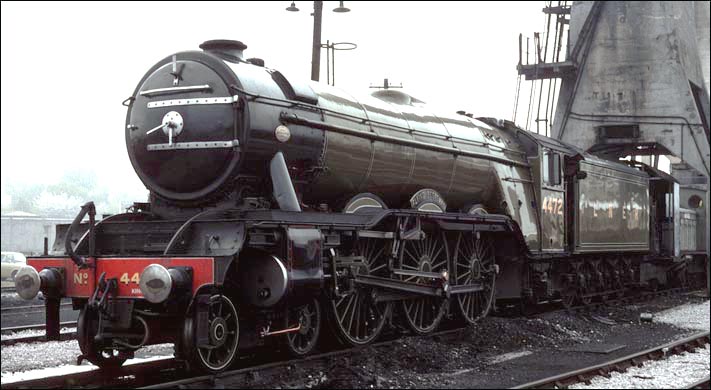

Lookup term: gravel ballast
[570,344,709,389]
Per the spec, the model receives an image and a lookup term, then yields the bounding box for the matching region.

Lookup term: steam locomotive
[15,40,707,373]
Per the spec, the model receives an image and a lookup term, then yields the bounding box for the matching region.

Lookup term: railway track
[1,357,177,389]
[0,325,467,389]
[687,376,710,389]
[1,302,73,314]
[1,321,77,335]
[500,287,693,318]
[1,288,705,388]
[1,321,77,346]
[511,331,710,389]
[0,287,700,347]
[1,331,76,346]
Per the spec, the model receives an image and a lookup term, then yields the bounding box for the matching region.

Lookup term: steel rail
[511,331,710,389]
[686,376,710,389]
[0,358,176,390]
[1,331,76,346]
[556,287,692,316]
[1,302,73,314]
[1,321,77,335]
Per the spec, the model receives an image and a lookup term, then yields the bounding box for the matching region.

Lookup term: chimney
[199,40,247,63]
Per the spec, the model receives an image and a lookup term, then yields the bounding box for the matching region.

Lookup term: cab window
[542,150,562,186]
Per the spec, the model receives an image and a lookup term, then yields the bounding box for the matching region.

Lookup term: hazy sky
[1,1,547,205]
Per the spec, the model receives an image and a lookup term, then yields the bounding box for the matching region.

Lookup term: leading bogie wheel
[454,231,496,325]
[180,294,240,373]
[285,298,321,357]
[77,306,128,369]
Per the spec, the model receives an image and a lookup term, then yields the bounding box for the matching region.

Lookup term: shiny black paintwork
[126,49,541,249]
[125,46,664,258]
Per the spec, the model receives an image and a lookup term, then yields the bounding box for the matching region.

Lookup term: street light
[333,1,350,13]
[286,1,351,82]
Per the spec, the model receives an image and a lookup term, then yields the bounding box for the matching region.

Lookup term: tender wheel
[329,237,393,346]
[77,307,127,368]
[580,262,596,306]
[398,227,448,334]
[180,294,240,373]
[560,285,576,309]
[286,298,321,357]
[607,260,625,299]
[559,264,578,309]
[596,261,610,302]
[454,231,496,325]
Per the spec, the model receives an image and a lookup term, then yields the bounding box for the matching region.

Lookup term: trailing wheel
[398,226,448,334]
[285,298,321,357]
[77,306,128,368]
[180,294,240,373]
[454,231,496,325]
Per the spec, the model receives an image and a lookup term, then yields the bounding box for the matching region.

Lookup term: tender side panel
[575,161,650,252]
[27,257,215,298]
[541,187,565,250]
[679,208,700,253]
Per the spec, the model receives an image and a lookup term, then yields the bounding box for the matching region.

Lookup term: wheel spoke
[369,247,384,266]
[456,233,496,324]
[354,297,362,339]
[336,295,347,308]
[399,228,447,334]
[331,228,392,346]
[348,296,359,334]
[431,246,444,265]
[404,248,418,264]
[338,295,355,324]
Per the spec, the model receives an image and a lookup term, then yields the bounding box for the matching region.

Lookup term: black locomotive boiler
[15,40,707,373]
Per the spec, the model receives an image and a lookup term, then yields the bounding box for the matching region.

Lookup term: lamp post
[286,1,351,82]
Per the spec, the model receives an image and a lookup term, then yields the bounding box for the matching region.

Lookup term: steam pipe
[270,152,301,212]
